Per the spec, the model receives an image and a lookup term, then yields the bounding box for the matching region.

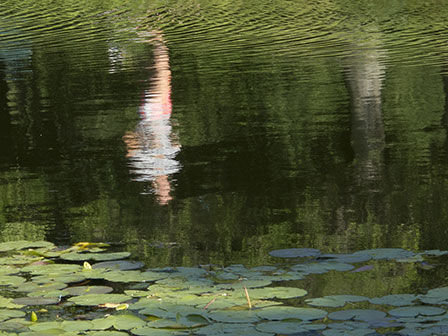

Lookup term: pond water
[1,0,448,272]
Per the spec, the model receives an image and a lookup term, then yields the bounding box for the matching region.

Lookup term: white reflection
[123,31,181,205]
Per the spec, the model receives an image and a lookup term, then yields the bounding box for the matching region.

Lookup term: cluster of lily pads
[0,242,448,335]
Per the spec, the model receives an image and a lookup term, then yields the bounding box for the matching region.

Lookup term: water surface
[1,0,448,271]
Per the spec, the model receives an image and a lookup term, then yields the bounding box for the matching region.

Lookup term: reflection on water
[123,31,181,205]
[2,0,448,270]
[346,33,386,190]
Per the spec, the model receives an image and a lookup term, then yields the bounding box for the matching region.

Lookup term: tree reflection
[345,34,386,191]
[123,31,181,205]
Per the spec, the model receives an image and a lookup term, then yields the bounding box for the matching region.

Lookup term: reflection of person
[123,31,181,205]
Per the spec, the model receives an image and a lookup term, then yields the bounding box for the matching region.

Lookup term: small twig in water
[204,297,217,309]
[244,286,252,309]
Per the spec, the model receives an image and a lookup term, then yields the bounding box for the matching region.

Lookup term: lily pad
[257,306,327,321]
[328,309,386,322]
[0,241,54,252]
[256,321,325,334]
[419,287,448,304]
[353,248,416,260]
[291,262,354,274]
[64,286,113,296]
[369,294,418,306]
[131,326,189,335]
[268,248,321,258]
[60,252,131,261]
[68,294,131,306]
[208,310,260,323]
[196,323,274,336]
[318,253,372,264]
[0,275,26,286]
[306,295,368,308]
[246,286,308,300]
[92,260,144,271]
[388,306,445,318]
[12,297,60,306]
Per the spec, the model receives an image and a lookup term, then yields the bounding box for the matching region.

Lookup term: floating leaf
[257,306,327,321]
[369,294,418,306]
[13,297,60,306]
[319,253,372,264]
[60,252,131,261]
[0,241,54,252]
[93,260,144,271]
[207,310,260,323]
[0,275,26,286]
[68,294,131,306]
[268,248,321,258]
[246,287,308,300]
[64,286,113,296]
[353,248,415,260]
[388,306,445,318]
[328,309,386,322]
[306,295,368,308]
[256,321,325,334]
[291,262,354,274]
[196,322,274,336]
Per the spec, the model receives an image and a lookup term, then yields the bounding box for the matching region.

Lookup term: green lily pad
[388,306,445,318]
[306,295,368,308]
[353,248,415,260]
[318,253,372,264]
[21,264,82,275]
[369,294,418,306]
[67,294,131,306]
[322,328,376,336]
[0,241,54,252]
[328,309,386,322]
[14,282,67,293]
[0,296,24,309]
[246,286,308,300]
[256,321,325,334]
[419,287,448,304]
[60,252,131,261]
[0,275,26,286]
[12,297,60,306]
[257,306,327,321]
[131,326,189,335]
[111,314,146,330]
[0,309,26,321]
[86,332,129,336]
[64,286,113,296]
[268,248,321,258]
[216,279,272,290]
[31,274,86,284]
[30,321,93,332]
[291,262,354,274]
[92,260,144,271]
[104,271,162,283]
[196,323,274,336]
[207,310,260,323]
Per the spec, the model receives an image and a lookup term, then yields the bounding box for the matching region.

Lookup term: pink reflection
[123,31,181,205]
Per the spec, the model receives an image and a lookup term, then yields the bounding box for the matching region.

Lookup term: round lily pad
[268,248,321,258]
[291,262,354,274]
[247,286,308,299]
[353,248,415,260]
[306,295,368,308]
[60,252,131,261]
[64,286,113,296]
[257,306,327,321]
[0,241,55,252]
[369,294,418,306]
[328,309,386,322]
[318,253,372,264]
[93,260,144,271]
[388,306,445,318]
[208,310,260,323]
[256,321,324,334]
[68,294,131,306]
[0,275,26,286]
[196,322,274,336]
[13,297,60,306]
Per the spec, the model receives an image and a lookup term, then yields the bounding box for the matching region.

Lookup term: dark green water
[2,0,448,267]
